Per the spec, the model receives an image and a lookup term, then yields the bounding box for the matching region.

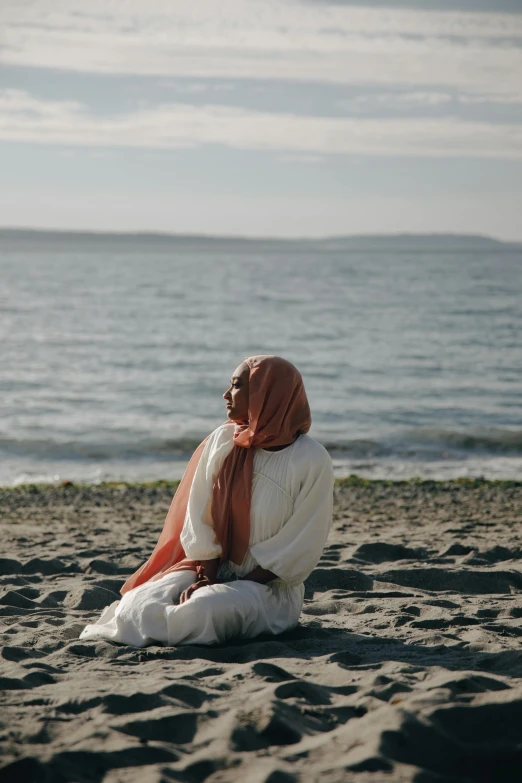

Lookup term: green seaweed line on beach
[1,475,521,497]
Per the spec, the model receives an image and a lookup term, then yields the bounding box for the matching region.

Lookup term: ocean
[2,230,521,485]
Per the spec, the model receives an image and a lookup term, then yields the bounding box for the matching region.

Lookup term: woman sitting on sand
[81,356,334,647]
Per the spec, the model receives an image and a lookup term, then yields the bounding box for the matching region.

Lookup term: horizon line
[1,226,521,246]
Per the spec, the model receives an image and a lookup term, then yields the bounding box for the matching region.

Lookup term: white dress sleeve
[249,448,334,587]
[180,423,234,560]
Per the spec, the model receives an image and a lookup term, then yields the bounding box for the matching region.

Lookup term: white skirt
[80,570,304,647]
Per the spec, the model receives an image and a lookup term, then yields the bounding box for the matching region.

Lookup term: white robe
[80,425,334,647]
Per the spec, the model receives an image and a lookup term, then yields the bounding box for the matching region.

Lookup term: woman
[80,355,333,647]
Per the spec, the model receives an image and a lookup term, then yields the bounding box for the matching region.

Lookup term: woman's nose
[223,387,231,400]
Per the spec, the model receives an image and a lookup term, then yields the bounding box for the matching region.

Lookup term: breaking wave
[3,427,522,464]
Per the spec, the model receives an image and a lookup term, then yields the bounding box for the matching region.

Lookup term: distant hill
[0,227,520,252]
[319,233,520,251]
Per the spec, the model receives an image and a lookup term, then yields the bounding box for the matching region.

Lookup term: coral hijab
[121,356,311,595]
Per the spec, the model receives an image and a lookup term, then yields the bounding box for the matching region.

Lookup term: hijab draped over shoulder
[121,355,311,594]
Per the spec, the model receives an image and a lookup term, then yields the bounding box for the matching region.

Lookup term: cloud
[155,82,236,95]
[342,91,455,108]
[305,0,522,13]
[337,89,522,117]
[1,89,521,160]
[1,1,521,100]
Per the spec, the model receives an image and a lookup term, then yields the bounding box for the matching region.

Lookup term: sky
[0,0,521,239]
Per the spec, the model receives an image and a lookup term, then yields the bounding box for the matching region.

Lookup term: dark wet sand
[1,478,522,782]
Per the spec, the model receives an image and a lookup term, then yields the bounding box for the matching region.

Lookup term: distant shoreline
[1,226,521,250]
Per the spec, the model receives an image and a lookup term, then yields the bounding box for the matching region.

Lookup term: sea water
[2,231,521,484]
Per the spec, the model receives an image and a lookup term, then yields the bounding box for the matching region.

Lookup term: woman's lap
[80,569,302,647]
[166,580,276,645]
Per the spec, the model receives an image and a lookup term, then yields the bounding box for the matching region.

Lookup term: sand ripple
[1,479,521,782]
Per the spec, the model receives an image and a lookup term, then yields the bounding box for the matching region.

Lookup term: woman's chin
[227,410,248,425]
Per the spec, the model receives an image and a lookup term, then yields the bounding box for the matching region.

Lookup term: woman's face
[223,362,250,423]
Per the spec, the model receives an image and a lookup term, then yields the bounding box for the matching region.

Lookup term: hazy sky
[1,0,521,238]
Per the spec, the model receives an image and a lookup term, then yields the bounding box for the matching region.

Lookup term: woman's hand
[179,576,212,604]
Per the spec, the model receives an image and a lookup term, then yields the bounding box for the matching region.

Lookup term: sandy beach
[1,478,521,782]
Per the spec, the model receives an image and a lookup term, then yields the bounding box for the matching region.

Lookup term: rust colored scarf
[121,355,311,594]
